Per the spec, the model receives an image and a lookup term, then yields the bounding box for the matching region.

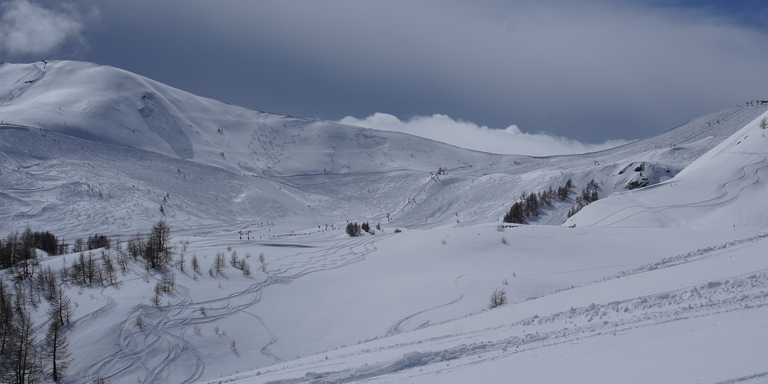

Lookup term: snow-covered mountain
[2,60,768,384]
[567,113,768,230]
[2,60,766,237]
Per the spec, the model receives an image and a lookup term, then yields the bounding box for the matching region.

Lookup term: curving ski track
[257,239,768,384]
[586,153,767,228]
[386,274,467,336]
[69,235,387,384]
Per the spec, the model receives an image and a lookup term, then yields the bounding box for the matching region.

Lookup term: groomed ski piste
[1,60,767,383]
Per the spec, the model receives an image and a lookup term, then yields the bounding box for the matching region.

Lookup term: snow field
[3,61,768,236]
[568,110,768,230]
[221,228,768,383]
[20,223,760,383]
[3,60,768,383]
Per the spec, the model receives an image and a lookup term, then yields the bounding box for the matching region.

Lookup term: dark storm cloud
[9,0,768,147]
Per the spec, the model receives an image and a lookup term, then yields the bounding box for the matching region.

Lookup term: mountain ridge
[1,60,766,236]
[2,60,768,384]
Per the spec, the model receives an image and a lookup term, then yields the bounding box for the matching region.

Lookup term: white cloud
[340,113,628,156]
[0,0,84,56]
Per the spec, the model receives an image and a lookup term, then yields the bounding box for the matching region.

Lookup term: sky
[1,0,767,155]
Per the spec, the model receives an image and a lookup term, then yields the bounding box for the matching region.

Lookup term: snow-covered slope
[566,110,768,230]
[220,228,768,384]
[2,61,766,235]
[2,60,768,384]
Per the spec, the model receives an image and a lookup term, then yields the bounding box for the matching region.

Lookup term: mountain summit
[2,61,767,235]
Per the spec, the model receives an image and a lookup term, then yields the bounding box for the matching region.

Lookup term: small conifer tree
[488,288,508,309]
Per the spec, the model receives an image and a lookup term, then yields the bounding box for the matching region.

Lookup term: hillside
[2,61,766,236]
[567,110,768,230]
[1,61,767,384]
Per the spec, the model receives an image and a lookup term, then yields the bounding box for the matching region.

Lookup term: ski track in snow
[218,236,768,384]
[3,62,768,384]
[243,311,284,363]
[68,293,117,331]
[669,107,744,147]
[386,274,467,336]
[586,152,767,228]
[715,371,768,384]
[66,235,386,384]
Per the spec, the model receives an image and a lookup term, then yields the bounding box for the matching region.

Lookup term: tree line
[1,269,73,383]
[346,222,380,237]
[1,229,126,274]
[503,179,573,224]
[1,229,64,274]
[0,219,175,383]
[501,178,603,224]
[566,179,600,218]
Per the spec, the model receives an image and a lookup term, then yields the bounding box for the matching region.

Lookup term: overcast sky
[2,0,767,154]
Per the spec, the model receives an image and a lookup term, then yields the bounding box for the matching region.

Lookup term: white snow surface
[567,109,768,230]
[1,60,767,383]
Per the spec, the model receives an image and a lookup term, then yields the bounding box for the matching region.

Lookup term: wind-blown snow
[1,60,767,384]
[339,112,629,156]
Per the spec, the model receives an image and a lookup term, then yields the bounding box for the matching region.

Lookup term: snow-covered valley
[1,60,767,383]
